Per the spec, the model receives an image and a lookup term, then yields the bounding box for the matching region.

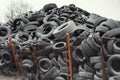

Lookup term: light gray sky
[0,0,120,23]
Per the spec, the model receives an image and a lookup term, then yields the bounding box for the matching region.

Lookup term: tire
[15,32,32,42]
[98,45,111,58]
[59,72,69,80]
[52,41,66,53]
[33,41,52,54]
[51,58,61,68]
[8,63,17,75]
[57,55,66,66]
[107,54,120,75]
[0,26,11,40]
[55,77,65,80]
[114,75,120,80]
[79,65,86,72]
[21,59,34,74]
[113,40,120,54]
[72,46,86,63]
[39,58,52,73]
[43,3,57,12]
[53,21,76,40]
[87,36,101,52]
[49,17,61,26]
[73,25,89,37]
[84,63,95,73]
[95,25,109,33]
[58,17,67,24]
[21,59,34,65]
[93,32,101,45]
[103,28,120,38]
[24,25,38,33]
[109,77,115,80]
[94,63,102,70]
[43,14,59,24]
[106,39,115,55]
[86,13,101,25]
[0,50,12,64]
[94,75,102,80]
[0,59,5,68]
[72,30,90,46]
[60,13,70,18]
[26,21,40,26]
[60,66,68,73]
[90,56,101,64]
[76,77,89,80]
[94,17,107,28]
[79,72,94,79]
[101,19,120,30]
[21,63,34,74]
[81,39,98,57]
[96,71,102,78]
[44,66,60,80]
[13,17,29,24]
[36,21,57,39]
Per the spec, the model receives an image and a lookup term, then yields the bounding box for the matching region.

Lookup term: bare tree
[5,0,33,20]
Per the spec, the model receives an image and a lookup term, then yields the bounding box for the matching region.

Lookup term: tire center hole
[2,53,11,61]
[59,24,68,30]
[19,35,28,41]
[116,41,120,48]
[56,43,64,48]
[0,28,8,37]
[76,49,84,59]
[43,25,52,34]
[111,58,120,72]
[40,61,49,69]
[23,66,31,73]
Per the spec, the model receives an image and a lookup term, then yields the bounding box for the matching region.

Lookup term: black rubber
[23,25,38,33]
[36,21,57,39]
[72,45,86,63]
[0,50,12,64]
[95,25,109,33]
[87,36,101,52]
[101,19,120,30]
[79,72,94,79]
[57,55,66,66]
[81,39,98,57]
[107,54,120,76]
[0,26,11,40]
[43,3,57,12]
[103,28,120,39]
[43,66,60,80]
[51,58,61,68]
[84,63,95,73]
[21,59,35,74]
[55,76,65,80]
[106,39,115,55]
[86,13,101,25]
[72,30,90,46]
[94,17,107,28]
[90,56,101,64]
[113,40,120,54]
[94,75,102,80]
[52,41,66,53]
[39,58,52,73]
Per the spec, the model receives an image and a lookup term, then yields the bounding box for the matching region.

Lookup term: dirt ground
[0,72,21,80]
[0,73,30,80]
[0,75,17,80]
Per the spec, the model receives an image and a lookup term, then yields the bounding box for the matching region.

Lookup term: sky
[0,0,120,23]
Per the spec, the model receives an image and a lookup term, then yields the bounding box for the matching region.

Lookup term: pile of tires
[0,3,120,80]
